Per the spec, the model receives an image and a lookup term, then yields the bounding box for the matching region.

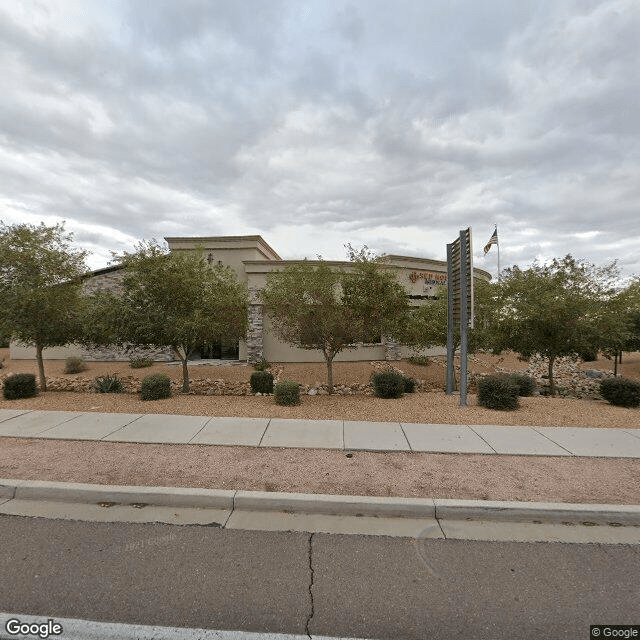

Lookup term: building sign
[408,270,447,285]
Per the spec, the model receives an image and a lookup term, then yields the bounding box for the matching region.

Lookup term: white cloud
[0,0,638,277]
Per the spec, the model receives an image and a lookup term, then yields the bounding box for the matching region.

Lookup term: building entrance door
[199,338,239,360]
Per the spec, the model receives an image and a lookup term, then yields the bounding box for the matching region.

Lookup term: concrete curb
[234,491,435,518]
[1,478,639,525]
[433,498,640,525]
[0,479,235,509]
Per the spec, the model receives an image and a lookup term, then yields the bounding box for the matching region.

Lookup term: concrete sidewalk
[2,408,640,457]
[1,408,640,457]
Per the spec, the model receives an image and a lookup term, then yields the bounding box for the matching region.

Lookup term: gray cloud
[0,0,638,278]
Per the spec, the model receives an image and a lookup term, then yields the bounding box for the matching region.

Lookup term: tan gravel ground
[2,348,640,428]
[2,390,640,428]
[3,348,638,388]
[1,349,639,504]
[0,437,638,505]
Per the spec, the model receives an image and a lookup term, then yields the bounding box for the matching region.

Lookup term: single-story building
[10,235,491,363]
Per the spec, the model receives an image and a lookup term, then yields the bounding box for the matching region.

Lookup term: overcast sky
[1,0,638,278]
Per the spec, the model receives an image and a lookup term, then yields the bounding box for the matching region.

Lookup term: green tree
[401,285,450,350]
[0,221,88,391]
[484,255,620,395]
[619,280,640,354]
[401,279,494,350]
[601,279,640,373]
[0,325,11,348]
[400,279,494,390]
[259,247,409,393]
[626,311,640,353]
[83,241,248,392]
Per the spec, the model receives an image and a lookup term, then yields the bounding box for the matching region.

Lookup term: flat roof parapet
[164,235,281,261]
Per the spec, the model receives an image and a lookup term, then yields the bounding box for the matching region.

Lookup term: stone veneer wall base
[384,335,402,361]
[246,303,264,363]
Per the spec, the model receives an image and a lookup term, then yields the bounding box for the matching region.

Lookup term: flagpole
[496,224,500,282]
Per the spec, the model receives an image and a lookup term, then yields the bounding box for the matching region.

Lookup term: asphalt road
[1,515,638,639]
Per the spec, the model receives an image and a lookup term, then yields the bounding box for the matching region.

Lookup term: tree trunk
[548,356,556,396]
[181,354,190,392]
[614,352,618,377]
[618,350,623,377]
[325,354,334,394]
[36,343,47,392]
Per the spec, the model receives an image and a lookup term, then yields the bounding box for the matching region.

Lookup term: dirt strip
[1,437,638,505]
[2,390,640,428]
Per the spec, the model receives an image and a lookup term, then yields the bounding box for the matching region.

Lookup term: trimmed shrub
[402,375,417,393]
[250,370,274,394]
[252,358,271,372]
[599,377,640,408]
[140,373,171,400]
[477,375,519,410]
[579,350,598,362]
[94,374,125,394]
[408,355,431,366]
[274,379,300,406]
[64,357,86,374]
[3,373,37,400]
[503,373,536,397]
[129,357,153,369]
[372,371,405,399]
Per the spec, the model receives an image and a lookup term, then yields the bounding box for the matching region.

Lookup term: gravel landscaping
[1,349,639,504]
[2,390,640,429]
[2,349,639,428]
[0,437,638,505]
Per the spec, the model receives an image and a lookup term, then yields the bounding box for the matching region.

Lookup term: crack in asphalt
[435,516,447,539]
[305,532,315,638]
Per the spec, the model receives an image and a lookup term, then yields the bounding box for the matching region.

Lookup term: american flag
[484,228,498,254]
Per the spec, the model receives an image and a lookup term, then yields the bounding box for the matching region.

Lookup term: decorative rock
[585,369,605,378]
[0,355,600,399]
[523,353,615,399]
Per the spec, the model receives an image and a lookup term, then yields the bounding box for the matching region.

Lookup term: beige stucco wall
[8,336,439,363]
[9,236,489,363]
[260,313,387,362]
[243,254,488,298]
[245,255,487,363]
[259,305,447,363]
[10,343,83,360]
[165,236,281,282]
